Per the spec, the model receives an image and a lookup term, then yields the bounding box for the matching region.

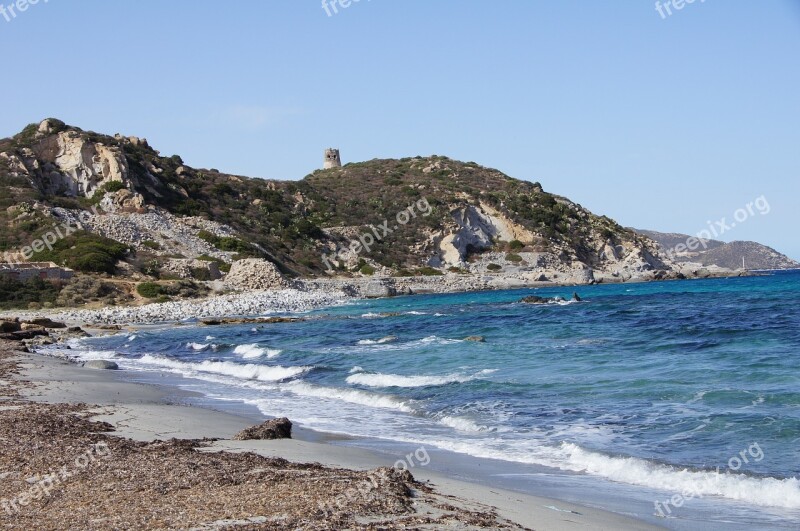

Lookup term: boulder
[363,280,397,298]
[20,323,46,332]
[520,295,549,304]
[0,320,21,333]
[83,360,119,370]
[225,259,288,291]
[24,318,67,329]
[233,418,292,441]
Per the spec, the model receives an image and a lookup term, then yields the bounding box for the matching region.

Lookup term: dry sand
[0,341,664,530]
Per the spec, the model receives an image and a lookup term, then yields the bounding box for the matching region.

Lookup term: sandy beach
[0,338,664,530]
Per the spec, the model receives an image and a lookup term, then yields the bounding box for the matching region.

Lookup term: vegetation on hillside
[1,120,650,278]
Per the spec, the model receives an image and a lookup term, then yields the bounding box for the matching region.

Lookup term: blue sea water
[59,271,800,528]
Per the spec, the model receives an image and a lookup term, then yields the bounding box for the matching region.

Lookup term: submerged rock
[464,336,485,342]
[520,293,582,305]
[520,295,549,304]
[233,418,292,441]
[83,360,119,370]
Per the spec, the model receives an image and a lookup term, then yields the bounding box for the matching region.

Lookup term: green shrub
[30,231,129,275]
[197,231,253,254]
[142,240,161,250]
[100,181,125,193]
[359,264,376,275]
[136,282,163,299]
[55,277,130,307]
[487,263,502,271]
[416,266,443,276]
[509,240,524,251]
[0,277,62,310]
[191,267,212,281]
[506,253,523,263]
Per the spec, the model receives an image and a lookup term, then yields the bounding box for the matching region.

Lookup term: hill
[634,229,798,271]
[0,119,678,290]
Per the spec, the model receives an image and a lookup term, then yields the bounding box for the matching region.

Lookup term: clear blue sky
[2,0,798,259]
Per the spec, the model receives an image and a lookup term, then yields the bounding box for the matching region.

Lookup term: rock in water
[83,360,119,370]
[464,336,485,342]
[572,292,582,302]
[233,418,292,440]
[520,295,549,304]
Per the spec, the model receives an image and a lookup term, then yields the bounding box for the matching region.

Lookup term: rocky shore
[1,263,749,327]
[2,288,350,326]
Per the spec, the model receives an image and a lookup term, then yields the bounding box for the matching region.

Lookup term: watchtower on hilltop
[323,148,341,169]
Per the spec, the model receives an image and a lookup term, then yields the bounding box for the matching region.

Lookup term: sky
[1,0,798,259]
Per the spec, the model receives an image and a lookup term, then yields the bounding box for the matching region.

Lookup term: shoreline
[0,271,750,327]
[0,342,661,530]
[9,345,664,530]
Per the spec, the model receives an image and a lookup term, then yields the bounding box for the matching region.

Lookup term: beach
[4,272,800,530]
[0,339,663,530]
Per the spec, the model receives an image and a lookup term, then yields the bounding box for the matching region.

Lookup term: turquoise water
[63,271,800,527]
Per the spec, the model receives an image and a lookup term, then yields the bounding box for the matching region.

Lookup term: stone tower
[323,148,341,169]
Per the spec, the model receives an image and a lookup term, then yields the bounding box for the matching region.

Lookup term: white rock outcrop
[32,130,130,197]
[225,259,288,291]
[436,203,536,266]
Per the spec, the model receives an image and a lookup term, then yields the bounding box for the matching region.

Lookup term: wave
[71,349,118,361]
[186,342,214,351]
[436,415,488,433]
[357,336,398,345]
[554,443,800,510]
[136,354,309,382]
[284,381,413,413]
[233,344,281,359]
[346,370,475,388]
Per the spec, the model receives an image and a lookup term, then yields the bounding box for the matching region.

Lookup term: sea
[52,270,800,529]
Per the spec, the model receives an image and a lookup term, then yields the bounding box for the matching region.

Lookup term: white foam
[553,443,800,510]
[72,349,118,361]
[437,415,487,433]
[284,381,413,413]
[127,335,137,341]
[136,354,309,382]
[405,311,428,315]
[346,371,474,388]
[233,344,281,359]
[357,336,397,345]
[187,342,211,351]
